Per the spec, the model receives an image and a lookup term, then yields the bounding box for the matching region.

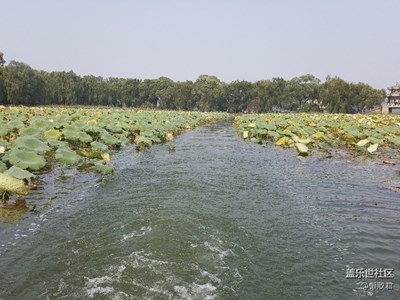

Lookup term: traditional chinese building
[382,83,400,114]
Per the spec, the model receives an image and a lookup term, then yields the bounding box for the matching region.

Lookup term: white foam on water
[86,286,114,298]
[192,283,217,299]
[107,264,126,278]
[57,278,68,294]
[201,271,222,284]
[86,276,113,286]
[233,268,243,280]
[128,250,172,267]
[84,267,129,299]
[174,286,192,300]
[130,280,174,298]
[174,282,217,300]
[204,241,234,261]
[121,226,152,241]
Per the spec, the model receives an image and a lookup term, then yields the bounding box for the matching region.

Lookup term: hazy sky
[1,0,399,89]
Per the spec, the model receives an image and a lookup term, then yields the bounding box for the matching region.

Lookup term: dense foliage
[234,113,400,157]
[0,106,230,197]
[0,52,385,113]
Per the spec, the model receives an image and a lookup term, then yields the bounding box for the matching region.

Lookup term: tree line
[0,52,385,113]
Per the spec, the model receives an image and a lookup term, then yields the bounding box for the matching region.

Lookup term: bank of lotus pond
[0,106,230,199]
[234,113,400,159]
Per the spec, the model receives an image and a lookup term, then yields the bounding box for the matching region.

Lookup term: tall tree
[5,61,45,106]
[319,76,352,113]
[192,75,224,111]
[221,80,252,113]
[0,52,386,113]
[0,52,6,104]
[287,74,321,110]
[249,80,274,113]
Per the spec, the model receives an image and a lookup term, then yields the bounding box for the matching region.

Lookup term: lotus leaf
[166,133,174,141]
[389,137,400,146]
[135,136,152,146]
[86,119,97,126]
[149,135,161,144]
[101,132,121,146]
[106,124,124,133]
[0,161,7,172]
[63,129,93,143]
[255,129,268,136]
[0,146,4,154]
[44,129,62,140]
[295,143,308,156]
[118,137,129,146]
[55,147,80,165]
[356,139,370,147]
[14,137,50,154]
[90,141,108,152]
[6,166,36,180]
[8,149,47,170]
[1,151,11,164]
[47,139,68,149]
[85,125,104,135]
[0,126,9,137]
[276,136,289,146]
[30,118,53,129]
[100,153,110,162]
[303,127,316,135]
[0,172,28,195]
[368,137,383,145]
[94,161,114,175]
[76,149,102,159]
[367,144,379,153]
[19,127,42,137]
[268,131,280,138]
[298,138,312,145]
[8,120,25,130]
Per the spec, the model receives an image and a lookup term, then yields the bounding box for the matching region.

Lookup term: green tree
[138,79,160,108]
[287,74,321,110]
[269,77,289,111]
[192,75,224,111]
[5,61,45,106]
[174,81,194,110]
[249,80,274,113]
[0,52,6,104]
[349,83,385,113]
[221,80,252,113]
[154,77,176,109]
[320,76,352,113]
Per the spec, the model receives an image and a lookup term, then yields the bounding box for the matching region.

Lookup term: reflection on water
[0,199,28,224]
[0,122,399,299]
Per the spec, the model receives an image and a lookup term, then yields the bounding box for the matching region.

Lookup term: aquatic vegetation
[5,166,36,181]
[7,149,47,171]
[234,113,400,158]
[0,173,28,196]
[0,106,230,197]
[55,146,81,166]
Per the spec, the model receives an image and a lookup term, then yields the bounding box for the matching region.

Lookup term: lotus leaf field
[1,107,399,199]
[234,113,400,159]
[0,106,230,199]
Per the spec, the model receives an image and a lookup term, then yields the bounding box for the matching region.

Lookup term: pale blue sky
[1,0,399,88]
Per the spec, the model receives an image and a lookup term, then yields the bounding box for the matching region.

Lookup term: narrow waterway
[0,122,399,299]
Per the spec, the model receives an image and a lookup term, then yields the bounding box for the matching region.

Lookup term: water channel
[0,122,399,299]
